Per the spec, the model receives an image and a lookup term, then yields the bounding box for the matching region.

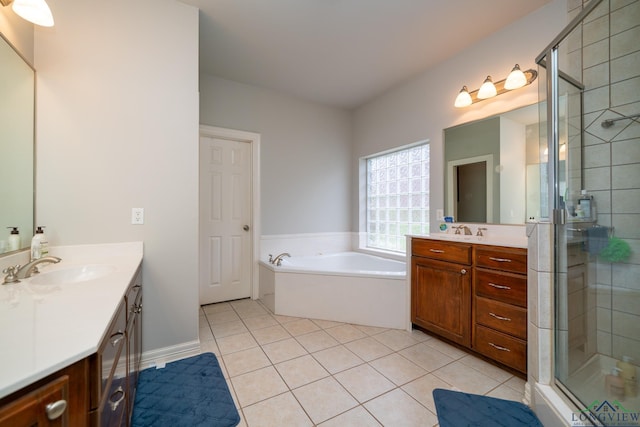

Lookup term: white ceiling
[179,0,552,109]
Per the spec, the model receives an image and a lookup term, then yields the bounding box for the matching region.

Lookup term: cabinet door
[411,257,471,346]
[0,376,69,427]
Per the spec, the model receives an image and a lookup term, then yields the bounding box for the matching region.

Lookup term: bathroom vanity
[0,242,143,426]
[410,235,528,374]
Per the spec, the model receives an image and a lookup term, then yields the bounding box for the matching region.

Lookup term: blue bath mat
[132,352,240,427]
[433,388,543,427]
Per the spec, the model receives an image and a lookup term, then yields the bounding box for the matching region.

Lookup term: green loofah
[599,237,632,263]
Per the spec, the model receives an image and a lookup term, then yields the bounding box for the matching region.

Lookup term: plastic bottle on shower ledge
[605,367,626,401]
[617,356,638,398]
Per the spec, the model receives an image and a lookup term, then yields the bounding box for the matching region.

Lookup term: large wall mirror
[444,103,541,225]
[0,33,35,255]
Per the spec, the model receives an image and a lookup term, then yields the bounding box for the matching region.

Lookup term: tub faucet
[272,253,290,266]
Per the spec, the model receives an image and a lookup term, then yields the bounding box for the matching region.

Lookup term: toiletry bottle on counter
[7,227,20,252]
[30,226,49,260]
[617,356,638,398]
[606,368,626,400]
[578,189,593,221]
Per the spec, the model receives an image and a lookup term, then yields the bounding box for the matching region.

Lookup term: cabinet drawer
[126,268,142,323]
[475,297,527,339]
[475,269,527,307]
[475,246,527,274]
[474,325,526,373]
[412,239,471,265]
[92,302,126,409]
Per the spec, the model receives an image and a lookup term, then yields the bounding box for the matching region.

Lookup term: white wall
[199,74,352,235]
[352,0,568,231]
[34,0,200,354]
[0,6,34,64]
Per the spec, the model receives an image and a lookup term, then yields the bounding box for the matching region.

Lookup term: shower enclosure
[537,0,639,423]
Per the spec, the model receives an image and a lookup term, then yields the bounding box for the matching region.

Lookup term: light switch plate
[131,208,144,225]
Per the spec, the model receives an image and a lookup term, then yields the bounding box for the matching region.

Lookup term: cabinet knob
[460,269,467,275]
[110,331,125,347]
[108,385,126,411]
[45,399,67,420]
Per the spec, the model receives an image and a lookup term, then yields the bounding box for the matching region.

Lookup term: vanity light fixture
[0,0,54,27]
[454,64,537,108]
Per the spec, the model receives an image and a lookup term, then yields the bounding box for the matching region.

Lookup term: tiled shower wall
[578,0,640,363]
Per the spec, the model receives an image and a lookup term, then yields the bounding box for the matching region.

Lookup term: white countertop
[0,242,143,399]
[409,224,528,249]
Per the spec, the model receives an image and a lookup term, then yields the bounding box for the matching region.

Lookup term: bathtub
[259,252,408,329]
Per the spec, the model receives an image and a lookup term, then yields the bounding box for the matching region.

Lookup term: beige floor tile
[217,332,259,355]
[231,366,289,407]
[275,354,329,389]
[312,318,344,329]
[354,324,389,336]
[410,328,433,342]
[423,338,467,359]
[402,373,454,414]
[369,353,427,386]
[251,324,291,345]
[325,324,367,343]
[372,329,420,351]
[318,406,382,426]
[486,383,525,402]
[432,360,500,395]
[313,345,364,374]
[242,314,279,331]
[345,337,393,362]
[207,309,241,324]
[199,325,214,342]
[236,304,269,319]
[282,318,321,336]
[364,388,439,427]
[242,392,313,427]
[211,319,249,339]
[295,330,340,353]
[399,343,455,372]
[273,314,301,324]
[504,375,526,393]
[199,339,221,357]
[293,377,359,424]
[262,337,308,364]
[334,364,395,403]
[223,347,272,377]
[202,302,233,315]
[459,354,513,382]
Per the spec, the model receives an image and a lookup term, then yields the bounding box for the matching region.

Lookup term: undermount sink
[29,264,117,285]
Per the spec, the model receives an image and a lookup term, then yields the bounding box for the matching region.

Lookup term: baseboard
[139,340,201,370]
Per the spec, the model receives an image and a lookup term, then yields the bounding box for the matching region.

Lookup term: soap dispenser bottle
[617,356,637,398]
[606,367,626,400]
[31,226,49,260]
[578,189,593,221]
[7,227,20,252]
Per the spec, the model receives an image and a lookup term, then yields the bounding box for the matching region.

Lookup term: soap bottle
[617,356,637,398]
[606,367,626,400]
[578,190,593,221]
[31,226,49,260]
[7,227,20,252]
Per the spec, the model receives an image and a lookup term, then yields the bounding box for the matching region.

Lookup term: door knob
[243,225,250,231]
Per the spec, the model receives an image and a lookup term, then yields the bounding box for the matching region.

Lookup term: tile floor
[199,299,526,427]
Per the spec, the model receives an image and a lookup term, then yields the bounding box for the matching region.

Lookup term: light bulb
[454,86,472,108]
[505,64,527,90]
[12,0,54,27]
[477,76,497,99]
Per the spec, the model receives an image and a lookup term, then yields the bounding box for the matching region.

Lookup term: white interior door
[199,135,252,304]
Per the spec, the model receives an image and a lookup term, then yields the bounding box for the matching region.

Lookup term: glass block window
[366,143,430,252]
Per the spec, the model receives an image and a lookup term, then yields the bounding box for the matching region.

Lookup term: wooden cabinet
[472,245,528,373]
[0,266,142,427]
[411,238,528,374]
[411,240,472,347]
[0,359,89,427]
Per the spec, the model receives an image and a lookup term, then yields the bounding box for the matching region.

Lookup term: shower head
[601,119,614,128]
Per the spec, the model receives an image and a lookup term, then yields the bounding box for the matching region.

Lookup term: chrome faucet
[272,252,290,266]
[2,256,62,284]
